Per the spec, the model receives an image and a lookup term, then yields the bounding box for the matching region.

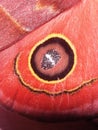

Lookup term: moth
[0,0,98,122]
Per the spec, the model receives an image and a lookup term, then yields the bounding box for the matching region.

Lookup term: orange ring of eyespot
[15,33,98,95]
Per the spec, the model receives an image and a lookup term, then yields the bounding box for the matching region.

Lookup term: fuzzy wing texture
[0,0,98,121]
[0,0,79,51]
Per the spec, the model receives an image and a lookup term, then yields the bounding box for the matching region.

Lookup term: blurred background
[0,106,98,130]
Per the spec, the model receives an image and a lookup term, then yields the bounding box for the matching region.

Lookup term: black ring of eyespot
[30,35,75,82]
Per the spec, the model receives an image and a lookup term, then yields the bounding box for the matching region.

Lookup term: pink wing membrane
[0,7,27,51]
[0,0,80,51]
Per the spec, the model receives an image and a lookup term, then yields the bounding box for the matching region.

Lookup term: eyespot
[15,33,77,94]
[29,35,75,82]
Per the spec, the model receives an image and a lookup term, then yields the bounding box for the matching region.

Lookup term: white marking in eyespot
[45,54,55,66]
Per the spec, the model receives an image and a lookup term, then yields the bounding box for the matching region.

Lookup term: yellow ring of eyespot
[28,33,77,84]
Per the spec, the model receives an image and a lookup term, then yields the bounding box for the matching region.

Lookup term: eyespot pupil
[41,49,61,70]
